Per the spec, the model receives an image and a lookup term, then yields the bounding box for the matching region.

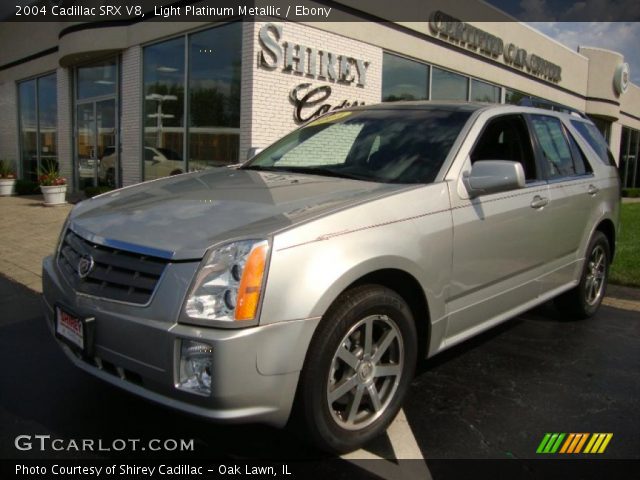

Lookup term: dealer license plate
[56,307,84,351]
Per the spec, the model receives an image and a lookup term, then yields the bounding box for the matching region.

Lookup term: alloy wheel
[585,244,607,306]
[326,314,404,431]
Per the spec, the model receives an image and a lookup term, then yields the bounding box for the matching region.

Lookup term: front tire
[555,231,610,319]
[296,285,417,453]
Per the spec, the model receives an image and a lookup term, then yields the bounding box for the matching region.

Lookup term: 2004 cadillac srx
[43,103,619,452]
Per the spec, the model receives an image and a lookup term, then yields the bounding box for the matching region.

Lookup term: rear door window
[530,115,589,179]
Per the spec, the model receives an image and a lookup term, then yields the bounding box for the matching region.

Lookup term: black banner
[2,0,640,23]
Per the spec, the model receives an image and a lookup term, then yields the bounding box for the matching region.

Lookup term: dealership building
[1,1,640,192]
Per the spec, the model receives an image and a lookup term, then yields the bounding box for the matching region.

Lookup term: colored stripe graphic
[538,433,613,454]
[584,433,614,454]
[536,433,552,453]
[536,433,565,453]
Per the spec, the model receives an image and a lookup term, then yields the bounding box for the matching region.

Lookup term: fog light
[177,340,213,396]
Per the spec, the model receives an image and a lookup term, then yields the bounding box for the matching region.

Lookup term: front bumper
[42,255,320,427]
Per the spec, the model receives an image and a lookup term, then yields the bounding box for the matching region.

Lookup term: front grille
[58,229,168,304]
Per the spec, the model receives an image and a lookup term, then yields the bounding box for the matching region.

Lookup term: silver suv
[42,103,619,452]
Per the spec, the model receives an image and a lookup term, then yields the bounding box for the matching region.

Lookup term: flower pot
[0,178,16,196]
[41,184,67,206]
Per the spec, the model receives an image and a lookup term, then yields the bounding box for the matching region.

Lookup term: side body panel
[439,107,620,352]
[261,183,454,354]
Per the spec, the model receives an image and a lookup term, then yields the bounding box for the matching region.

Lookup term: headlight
[182,240,269,325]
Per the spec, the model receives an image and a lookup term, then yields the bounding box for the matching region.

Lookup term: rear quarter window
[570,120,616,166]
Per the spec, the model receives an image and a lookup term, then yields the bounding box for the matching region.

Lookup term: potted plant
[38,161,67,206]
[0,160,17,196]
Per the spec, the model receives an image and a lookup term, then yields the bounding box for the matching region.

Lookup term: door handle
[530,195,549,209]
[587,184,599,196]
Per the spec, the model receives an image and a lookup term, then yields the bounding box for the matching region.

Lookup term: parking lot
[0,196,639,479]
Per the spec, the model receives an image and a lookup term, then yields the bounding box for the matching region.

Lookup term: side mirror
[463,160,525,198]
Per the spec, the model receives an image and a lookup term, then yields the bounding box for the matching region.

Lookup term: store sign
[258,23,370,124]
[258,23,370,86]
[428,11,562,83]
[289,83,364,123]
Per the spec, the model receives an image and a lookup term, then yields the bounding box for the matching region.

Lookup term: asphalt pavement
[1,195,639,478]
[1,273,638,479]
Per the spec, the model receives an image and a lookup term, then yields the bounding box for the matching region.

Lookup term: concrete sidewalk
[0,195,72,292]
[0,194,638,311]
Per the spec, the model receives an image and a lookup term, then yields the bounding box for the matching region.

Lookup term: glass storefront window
[588,116,611,143]
[143,36,186,179]
[471,79,500,103]
[505,88,573,113]
[38,74,58,173]
[19,80,37,181]
[77,59,116,100]
[505,88,527,105]
[620,127,640,188]
[143,22,242,180]
[382,53,429,102]
[431,67,468,101]
[188,22,241,169]
[18,73,57,182]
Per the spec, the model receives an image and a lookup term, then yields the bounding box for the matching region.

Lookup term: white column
[56,67,73,183]
[121,46,143,186]
[239,21,257,162]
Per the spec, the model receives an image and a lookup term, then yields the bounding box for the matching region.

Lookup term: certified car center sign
[258,23,370,124]
[429,10,562,83]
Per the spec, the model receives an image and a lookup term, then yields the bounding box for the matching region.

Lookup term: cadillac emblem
[77,255,95,279]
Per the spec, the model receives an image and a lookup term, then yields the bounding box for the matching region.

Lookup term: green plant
[38,160,66,186]
[84,186,114,198]
[15,179,39,195]
[622,188,640,198]
[0,159,16,179]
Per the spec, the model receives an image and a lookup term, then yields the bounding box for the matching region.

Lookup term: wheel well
[348,269,430,359]
[596,219,616,260]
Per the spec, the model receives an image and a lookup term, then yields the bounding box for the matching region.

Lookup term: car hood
[69,168,409,260]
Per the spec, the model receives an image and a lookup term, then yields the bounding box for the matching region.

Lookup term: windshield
[243,108,471,184]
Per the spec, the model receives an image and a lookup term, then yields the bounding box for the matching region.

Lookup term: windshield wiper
[240,165,282,172]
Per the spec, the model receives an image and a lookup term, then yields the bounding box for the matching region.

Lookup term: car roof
[344,101,590,122]
[350,101,488,112]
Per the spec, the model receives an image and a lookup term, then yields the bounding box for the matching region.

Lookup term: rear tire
[555,231,610,319]
[295,284,417,453]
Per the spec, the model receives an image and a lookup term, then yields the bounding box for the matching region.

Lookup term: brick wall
[247,21,382,155]
[121,46,142,186]
[278,122,364,166]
